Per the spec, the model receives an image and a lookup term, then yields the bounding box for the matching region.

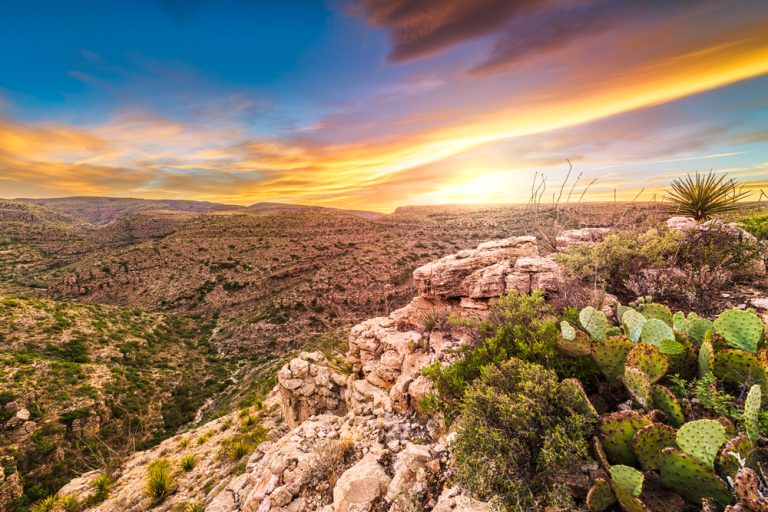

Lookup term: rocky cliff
[49,235,567,512]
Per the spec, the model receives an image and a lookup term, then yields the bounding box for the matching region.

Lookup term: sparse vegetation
[179,454,197,472]
[145,459,175,502]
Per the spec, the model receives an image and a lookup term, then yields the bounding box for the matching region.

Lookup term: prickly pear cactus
[685,313,714,344]
[610,482,653,512]
[676,419,726,468]
[658,338,686,356]
[594,436,611,472]
[622,308,646,343]
[638,303,673,327]
[610,465,644,497]
[698,340,714,378]
[651,385,685,427]
[641,319,675,349]
[744,384,761,442]
[557,329,592,357]
[561,320,576,340]
[714,308,764,353]
[632,423,678,470]
[732,467,768,511]
[713,349,767,387]
[658,448,732,506]
[672,311,686,333]
[599,410,651,466]
[624,366,652,408]
[586,478,616,512]
[581,306,609,341]
[559,378,598,418]
[592,336,634,380]
[626,344,668,384]
[716,436,754,480]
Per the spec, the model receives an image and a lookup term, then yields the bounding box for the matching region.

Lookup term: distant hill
[248,201,383,219]
[17,197,242,225]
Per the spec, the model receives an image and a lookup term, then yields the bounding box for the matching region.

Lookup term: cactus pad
[592,336,634,380]
[581,306,609,341]
[638,474,688,512]
[714,308,763,353]
[676,419,726,468]
[610,465,644,497]
[698,340,714,378]
[624,366,652,408]
[594,436,611,472]
[716,436,754,480]
[639,303,674,326]
[744,384,761,442]
[712,349,767,387]
[733,467,768,511]
[641,319,675,348]
[672,311,686,333]
[586,478,616,512]
[657,338,686,356]
[599,410,651,466]
[610,482,653,512]
[556,330,592,357]
[622,308,646,343]
[684,312,714,344]
[626,344,668,383]
[560,320,576,340]
[650,385,685,427]
[632,423,677,470]
[658,448,732,506]
[559,378,598,418]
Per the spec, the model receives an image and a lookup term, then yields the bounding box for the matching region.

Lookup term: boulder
[332,453,390,512]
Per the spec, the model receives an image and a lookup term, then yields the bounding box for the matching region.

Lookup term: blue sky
[1,0,768,210]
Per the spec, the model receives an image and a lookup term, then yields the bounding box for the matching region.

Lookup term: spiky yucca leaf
[663,171,749,221]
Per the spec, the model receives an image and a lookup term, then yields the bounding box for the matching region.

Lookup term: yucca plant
[664,171,749,221]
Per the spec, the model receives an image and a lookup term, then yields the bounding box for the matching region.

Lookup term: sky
[1,0,768,212]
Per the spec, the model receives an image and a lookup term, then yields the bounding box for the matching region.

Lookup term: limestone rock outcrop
[555,227,611,248]
[413,236,539,299]
[277,352,347,428]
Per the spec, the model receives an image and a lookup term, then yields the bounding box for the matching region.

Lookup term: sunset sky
[2,0,768,211]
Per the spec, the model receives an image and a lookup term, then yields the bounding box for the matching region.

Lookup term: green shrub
[145,459,175,502]
[556,227,681,295]
[557,224,761,310]
[453,359,593,511]
[739,212,768,240]
[179,454,197,472]
[422,291,598,419]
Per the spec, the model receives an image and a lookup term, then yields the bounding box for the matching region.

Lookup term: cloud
[354,0,546,62]
[355,0,718,76]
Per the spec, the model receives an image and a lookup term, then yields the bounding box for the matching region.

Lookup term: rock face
[556,227,611,249]
[0,465,23,511]
[277,352,347,428]
[413,236,540,299]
